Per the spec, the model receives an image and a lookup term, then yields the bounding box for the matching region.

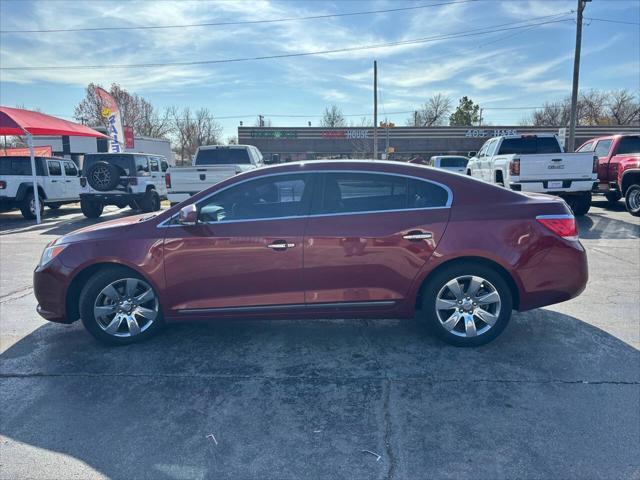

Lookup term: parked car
[423,155,469,174]
[0,156,81,219]
[80,153,169,218]
[466,134,598,215]
[576,134,640,216]
[166,145,264,205]
[34,160,588,347]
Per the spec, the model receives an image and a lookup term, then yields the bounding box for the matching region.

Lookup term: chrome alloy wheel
[628,187,640,211]
[435,275,501,338]
[93,278,159,338]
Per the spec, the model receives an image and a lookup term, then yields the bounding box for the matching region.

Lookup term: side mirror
[468,151,477,158]
[178,204,198,226]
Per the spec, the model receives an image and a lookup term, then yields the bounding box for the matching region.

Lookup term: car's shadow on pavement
[576,209,639,239]
[1,312,638,479]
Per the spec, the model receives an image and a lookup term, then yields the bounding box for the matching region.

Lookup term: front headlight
[39,244,67,267]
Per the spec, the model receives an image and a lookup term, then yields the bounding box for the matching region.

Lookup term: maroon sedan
[34,160,588,346]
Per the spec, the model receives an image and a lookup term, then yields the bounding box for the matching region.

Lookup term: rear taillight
[165,173,171,189]
[536,214,578,241]
[80,177,87,187]
[509,158,520,176]
[592,155,598,174]
[0,180,6,189]
[128,177,138,186]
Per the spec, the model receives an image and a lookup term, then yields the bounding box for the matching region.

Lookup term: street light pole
[373,60,378,160]
[568,0,590,152]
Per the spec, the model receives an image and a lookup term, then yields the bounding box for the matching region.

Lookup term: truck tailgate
[518,152,595,181]
[170,166,236,193]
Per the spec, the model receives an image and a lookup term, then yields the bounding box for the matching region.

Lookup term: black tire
[48,203,61,210]
[466,170,472,176]
[604,191,622,204]
[624,184,640,217]
[419,262,513,347]
[79,267,164,345]
[86,161,121,191]
[80,199,104,218]
[139,189,161,213]
[567,192,591,216]
[128,200,140,211]
[20,191,44,220]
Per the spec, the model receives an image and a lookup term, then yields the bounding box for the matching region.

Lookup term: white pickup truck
[166,145,265,205]
[466,134,598,215]
[0,156,82,219]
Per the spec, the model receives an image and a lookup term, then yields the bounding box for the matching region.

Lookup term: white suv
[80,153,168,218]
[0,156,81,219]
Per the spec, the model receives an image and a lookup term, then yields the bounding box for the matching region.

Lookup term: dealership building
[239,125,639,161]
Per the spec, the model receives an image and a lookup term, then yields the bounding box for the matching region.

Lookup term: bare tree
[407,93,452,126]
[74,83,172,137]
[349,116,373,127]
[607,89,640,125]
[227,136,238,145]
[170,107,222,164]
[320,105,346,127]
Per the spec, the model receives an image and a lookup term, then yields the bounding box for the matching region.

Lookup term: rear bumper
[517,241,588,311]
[509,180,597,194]
[167,192,195,203]
[80,192,146,204]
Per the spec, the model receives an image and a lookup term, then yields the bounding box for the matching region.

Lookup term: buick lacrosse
[34,160,587,346]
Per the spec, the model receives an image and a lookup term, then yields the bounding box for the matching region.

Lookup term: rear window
[0,157,46,175]
[498,137,562,155]
[196,148,251,165]
[84,154,136,176]
[617,136,640,155]
[439,157,468,168]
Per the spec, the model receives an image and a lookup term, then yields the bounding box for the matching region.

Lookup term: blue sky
[1,0,639,140]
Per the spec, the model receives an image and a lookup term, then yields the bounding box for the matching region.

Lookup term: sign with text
[465,129,518,138]
[124,126,135,149]
[321,129,370,139]
[250,130,298,138]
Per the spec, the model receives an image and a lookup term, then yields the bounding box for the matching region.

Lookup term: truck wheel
[20,191,44,220]
[48,203,61,210]
[81,199,104,219]
[568,192,591,216]
[604,191,622,204]
[139,190,160,213]
[624,184,640,217]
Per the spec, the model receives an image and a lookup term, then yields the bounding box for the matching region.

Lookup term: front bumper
[33,260,73,324]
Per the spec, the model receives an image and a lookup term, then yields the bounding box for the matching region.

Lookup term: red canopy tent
[0,106,108,223]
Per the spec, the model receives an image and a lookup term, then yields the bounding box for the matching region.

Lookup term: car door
[45,160,65,201]
[302,171,451,306]
[162,172,314,312]
[62,161,80,200]
[148,156,166,197]
[473,141,489,180]
[593,139,613,183]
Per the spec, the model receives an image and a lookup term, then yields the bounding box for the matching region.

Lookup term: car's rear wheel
[20,191,44,220]
[139,189,161,213]
[604,191,622,204]
[566,192,591,216]
[79,267,164,345]
[420,263,513,347]
[625,184,640,217]
[80,199,104,218]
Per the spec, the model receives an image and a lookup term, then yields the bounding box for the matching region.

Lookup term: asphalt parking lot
[0,200,638,480]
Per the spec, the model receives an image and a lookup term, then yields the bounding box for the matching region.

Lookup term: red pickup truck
[577,134,640,216]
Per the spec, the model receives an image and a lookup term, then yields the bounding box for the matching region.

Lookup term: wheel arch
[65,261,157,323]
[16,182,47,201]
[414,256,520,311]
[620,170,640,196]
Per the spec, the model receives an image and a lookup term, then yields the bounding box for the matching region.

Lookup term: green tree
[449,96,480,126]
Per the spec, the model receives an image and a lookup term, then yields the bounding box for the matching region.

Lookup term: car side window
[47,160,62,176]
[63,161,78,176]
[477,141,489,158]
[161,160,169,172]
[314,172,449,215]
[594,140,613,158]
[148,157,159,172]
[577,141,595,152]
[135,156,149,175]
[197,174,312,223]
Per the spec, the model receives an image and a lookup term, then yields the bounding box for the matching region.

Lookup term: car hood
[54,213,155,245]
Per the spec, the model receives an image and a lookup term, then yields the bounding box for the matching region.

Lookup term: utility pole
[373,60,378,160]
[385,116,390,158]
[568,0,590,152]
[259,114,265,127]
[414,110,419,127]
[478,108,483,127]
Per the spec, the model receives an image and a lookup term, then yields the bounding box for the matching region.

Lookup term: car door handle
[403,231,433,241]
[267,241,296,250]
[51,180,58,183]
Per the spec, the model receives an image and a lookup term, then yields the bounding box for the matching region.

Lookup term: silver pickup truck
[166,145,264,205]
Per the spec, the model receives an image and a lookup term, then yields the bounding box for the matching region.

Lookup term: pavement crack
[0,286,33,304]
[383,378,398,480]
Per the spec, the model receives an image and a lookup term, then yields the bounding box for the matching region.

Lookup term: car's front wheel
[420,263,513,347]
[79,267,164,345]
[625,184,640,217]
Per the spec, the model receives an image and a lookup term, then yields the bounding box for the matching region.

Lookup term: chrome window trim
[157,169,453,228]
[178,300,396,314]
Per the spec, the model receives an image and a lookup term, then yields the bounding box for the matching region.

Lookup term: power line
[0,15,573,71]
[584,17,640,26]
[0,0,478,34]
